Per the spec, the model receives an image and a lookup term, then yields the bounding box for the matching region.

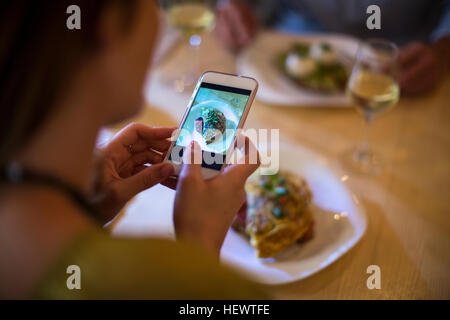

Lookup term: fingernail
[160,163,174,177]
[191,140,199,148]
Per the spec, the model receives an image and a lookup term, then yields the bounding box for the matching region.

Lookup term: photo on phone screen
[168,82,251,171]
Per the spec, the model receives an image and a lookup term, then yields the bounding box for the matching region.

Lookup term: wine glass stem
[360,112,373,156]
[188,34,201,80]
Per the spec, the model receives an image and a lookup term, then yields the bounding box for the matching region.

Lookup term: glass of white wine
[159,0,216,91]
[344,39,400,174]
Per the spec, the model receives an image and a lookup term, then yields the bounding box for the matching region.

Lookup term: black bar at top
[200,82,251,96]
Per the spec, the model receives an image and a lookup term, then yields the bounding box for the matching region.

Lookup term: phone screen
[169,82,251,170]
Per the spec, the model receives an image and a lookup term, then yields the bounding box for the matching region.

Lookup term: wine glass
[159,0,216,91]
[343,39,400,174]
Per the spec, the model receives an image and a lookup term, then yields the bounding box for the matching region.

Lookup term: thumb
[179,140,202,179]
[117,162,174,201]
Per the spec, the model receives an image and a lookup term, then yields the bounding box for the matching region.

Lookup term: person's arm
[244,0,279,26]
[431,0,450,44]
[399,1,450,95]
[215,0,278,51]
[432,35,450,72]
[431,0,450,71]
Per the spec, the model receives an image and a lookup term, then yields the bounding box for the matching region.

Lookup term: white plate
[220,144,367,284]
[236,31,360,107]
[113,143,367,285]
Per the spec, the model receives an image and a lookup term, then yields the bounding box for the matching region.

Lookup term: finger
[131,149,164,165]
[121,123,176,145]
[150,139,172,152]
[399,42,425,67]
[132,164,147,175]
[116,162,174,201]
[179,140,202,180]
[401,67,439,95]
[128,139,171,154]
[401,51,435,88]
[234,2,259,37]
[234,135,260,165]
[105,124,176,166]
[119,150,164,177]
[161,176,178,190]
[223,136,260,183]
[216,11,238,50]
[223,4,252,47]
[112,123,175,147]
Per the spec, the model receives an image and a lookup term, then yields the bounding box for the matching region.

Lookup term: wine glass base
[159,72,197,93]
[342,148,382,175]
[172,74,197,92]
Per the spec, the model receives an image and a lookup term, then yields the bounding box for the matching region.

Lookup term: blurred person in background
[0,0,263,299]
[216,0,450,95]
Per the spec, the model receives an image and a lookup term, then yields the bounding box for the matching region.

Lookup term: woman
[0,1,263,299]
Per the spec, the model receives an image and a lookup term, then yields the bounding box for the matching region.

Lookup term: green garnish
[293,43,309,57]
[320,43,331,51]
[277,176,286,185]
[274,186,288,196]
[271,207,284,218]
[275,41,348,92]
[260,179,272,190]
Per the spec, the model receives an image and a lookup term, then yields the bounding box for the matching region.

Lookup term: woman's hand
[91,123,176,223]
[173,138,259,256]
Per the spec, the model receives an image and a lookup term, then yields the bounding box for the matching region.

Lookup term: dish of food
[176,100,239,154]
[275,42,348,93]
[114,143,367,284]
[221,143,367,284]
[237,32,359,107]
[232,171,314,258]
[194,107,227,144]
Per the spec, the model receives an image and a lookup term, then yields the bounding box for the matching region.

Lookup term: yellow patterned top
[32,229,266,299]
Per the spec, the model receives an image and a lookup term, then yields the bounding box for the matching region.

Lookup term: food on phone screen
[232,171,314,258]
[174,80,251,157]
[194,107,227,144]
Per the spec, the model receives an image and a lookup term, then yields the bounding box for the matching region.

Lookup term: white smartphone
[164,71,258,179]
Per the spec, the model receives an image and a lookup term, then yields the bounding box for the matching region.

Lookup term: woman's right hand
[173,138,259,256]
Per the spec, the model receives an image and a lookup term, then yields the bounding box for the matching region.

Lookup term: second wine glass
[343,39,400,174]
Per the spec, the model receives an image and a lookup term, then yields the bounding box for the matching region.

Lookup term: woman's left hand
[91,123,176,223]
[399,39,448,95]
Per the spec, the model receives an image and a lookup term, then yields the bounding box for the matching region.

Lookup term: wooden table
[112,32,450,299]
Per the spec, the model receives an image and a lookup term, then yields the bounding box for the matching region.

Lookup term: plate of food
[236,32,360,107]
[220,143,367,284]
[113,143,366,285]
